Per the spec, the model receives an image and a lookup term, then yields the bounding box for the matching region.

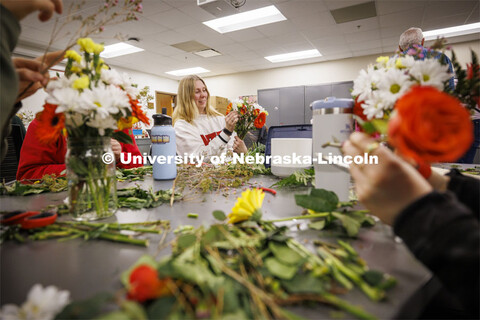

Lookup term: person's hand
[225,111,239,132]
[111,139,122,162]
[14,50,65,102]
[233,136,248,154]
[1,0,63,21]
[342,132,432,225]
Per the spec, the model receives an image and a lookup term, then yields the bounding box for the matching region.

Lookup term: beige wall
[205,40,480,101]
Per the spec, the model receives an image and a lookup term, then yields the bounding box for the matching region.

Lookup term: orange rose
[127,265,171,302]
[254,112,266,129]
[353,98,368,122]
[388,86,473,163]
[240,105,247,115]
[226,103,232,115]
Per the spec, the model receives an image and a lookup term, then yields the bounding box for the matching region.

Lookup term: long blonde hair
[172,75,221,125]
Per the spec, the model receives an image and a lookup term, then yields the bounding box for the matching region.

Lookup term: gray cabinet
[259,81,353,126]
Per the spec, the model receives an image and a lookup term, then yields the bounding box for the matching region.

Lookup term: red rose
[388,86,473,163]
[127,265,170,302]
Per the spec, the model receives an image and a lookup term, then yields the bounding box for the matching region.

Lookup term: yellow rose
[65,50,82,63]
[72,75,90,90]
[77,38,96,53]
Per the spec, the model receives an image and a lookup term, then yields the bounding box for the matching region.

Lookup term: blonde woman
[173,75,247,161]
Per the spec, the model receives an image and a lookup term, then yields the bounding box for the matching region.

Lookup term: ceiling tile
[349,39,382,51]
[337,16,380,34]
[423,0,478,21]
[422,13,475,31]
[227,29,265,42]
[378,7,424,28]
[141,0,174,17]
[269,32,309,46]
[290,11,337,30]
[324,0,372,11]
[256,20,297,37]
[148,8,197,29]
[152,30,191,45]
[345,29,381,43]
[275,0,329,18]
[376,1,425,15]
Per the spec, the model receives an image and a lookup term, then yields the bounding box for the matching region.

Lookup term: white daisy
[79,85,130,118]
[377,68,413,108]
[409,59,451,90]
[363,92,388,120]
[352,66,381,102]
[86,115,118,136]
[47,87,82,114]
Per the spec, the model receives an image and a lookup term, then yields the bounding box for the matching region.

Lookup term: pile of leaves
[0,175,67,195]
[0,220,169,247]
[271,168,315,188]
[293,189,375,237]
[58,212,394,319]
[116,166,153,182]
[117,186,182,209]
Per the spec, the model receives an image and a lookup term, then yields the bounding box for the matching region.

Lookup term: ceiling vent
[171,41,210,52]
[330,1,377,24]
[197,0,238,17]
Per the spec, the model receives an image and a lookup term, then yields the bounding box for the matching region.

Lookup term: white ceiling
[16,0,480,81]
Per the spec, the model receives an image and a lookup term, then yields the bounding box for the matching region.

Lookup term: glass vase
[66,137,117,221]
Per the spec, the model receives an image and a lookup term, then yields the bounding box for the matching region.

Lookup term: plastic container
[270,138,312,177]
[151,114,176,180]
[312,97,353,201]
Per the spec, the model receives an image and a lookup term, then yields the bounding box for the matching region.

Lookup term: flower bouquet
[352,40,477,175]
[226,98,268,139]
[36,38,150,220]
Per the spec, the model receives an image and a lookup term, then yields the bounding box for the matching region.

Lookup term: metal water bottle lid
[153,113,172,126]
[311,97,353,115]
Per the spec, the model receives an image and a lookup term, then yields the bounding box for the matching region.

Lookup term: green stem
[321,293,377,320]
[266,212,330,223]
[59,221,166,234]
[96,232,148,246]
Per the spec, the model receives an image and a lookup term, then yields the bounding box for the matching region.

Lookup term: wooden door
[156,92,176,116]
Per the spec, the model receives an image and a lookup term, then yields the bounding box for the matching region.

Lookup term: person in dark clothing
[343,132,479,319]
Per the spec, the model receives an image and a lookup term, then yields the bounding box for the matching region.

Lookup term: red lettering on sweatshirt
[200,130,222,145]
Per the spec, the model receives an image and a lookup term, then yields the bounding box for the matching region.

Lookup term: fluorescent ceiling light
[265,49,322,63]
[423,22,480,40]
[100,42,144,58]
[165,67,210,77]
[203,5,286,33]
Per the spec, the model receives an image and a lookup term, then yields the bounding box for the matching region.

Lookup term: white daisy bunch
[0,284,70,320]
[352,53,451,120]
[45,38,141,138]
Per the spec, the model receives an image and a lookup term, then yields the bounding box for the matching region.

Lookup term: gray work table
[0,175,434,319]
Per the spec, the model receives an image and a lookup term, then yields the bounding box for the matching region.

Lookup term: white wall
[205,40,480,101]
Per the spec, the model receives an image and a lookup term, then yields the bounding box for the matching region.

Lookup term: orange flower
[129,96,150,126]
[226,103,232,115]
[254,112,266,129]
[240,105,247,115]
[118,117,134,130]
[388,86,473,163]
[253,108,260,116]
[35,103,65,144]
[127,265,171,303]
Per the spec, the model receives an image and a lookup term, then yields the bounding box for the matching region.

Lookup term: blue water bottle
[151,113,177,180]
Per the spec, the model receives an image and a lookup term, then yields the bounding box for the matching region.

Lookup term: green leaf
[281,273,328,295]
[147,296,176,320]
[201,225,225,246]
[212,210,226,221]
[295,188,338,212]
[176,233,197,250]
[370,119,388,135]
[95,311,130,320]
[308,220,326,230]
[55,292,114,319]
[112,131,133,144]
[264,257,298,280]
[269,242,304,266]
[362,270,384,286]
[120,300,147,320]
[332,212,361,237]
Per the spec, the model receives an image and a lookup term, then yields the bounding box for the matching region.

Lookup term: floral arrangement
[352,40,477,170]
[52,188,393,320]
[36,38,149,143]
[226,98,268,139]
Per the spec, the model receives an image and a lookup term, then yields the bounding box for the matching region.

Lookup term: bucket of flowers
[226,98,268,140]
[35,38,150,220]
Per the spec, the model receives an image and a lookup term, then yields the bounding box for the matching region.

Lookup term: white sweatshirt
[174,114,235,161]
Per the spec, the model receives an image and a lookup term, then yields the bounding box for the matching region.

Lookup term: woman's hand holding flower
[342,132,432,225]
